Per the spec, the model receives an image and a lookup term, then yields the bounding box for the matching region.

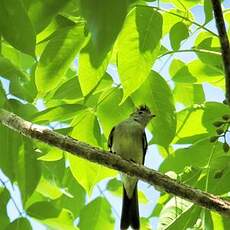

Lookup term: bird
[108,105,155,230]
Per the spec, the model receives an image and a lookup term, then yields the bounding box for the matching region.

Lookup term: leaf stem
[158,48,221,59]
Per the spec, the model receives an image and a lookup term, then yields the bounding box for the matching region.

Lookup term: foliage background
[0,0,230,229]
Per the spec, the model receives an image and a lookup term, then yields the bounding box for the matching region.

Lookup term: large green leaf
[173,106,208,144]
[27,201,60,219]
[159,139,223,174]
[170,59,224,89]
[42,209,77,230]
[16,139,41,204]
[194,32,221,67]
[97,88,134,138]
[55,169,86,218]
[79,197,115,230]
[173,83,205,106]
[80,0,128,58]
[0,56,26,80]
[132,71,176,148]
[0,188,10,229]
[204,0,213,23]
[0,56,37,102]
[53,76,83,100]
[0,0,36,56]
[0,124,22,181]
[78,0,128,96]
[32,104,85,123]
[69,109,116,194]
[202,102,230,136]
[5,218,32,230]
[27,0,71,33]
[157,197,200,230]
[79,44,111,96]
[117,6,162,102]
[35,24,85,94]
[206,167,230,195]
[169,22,189,50]
[161,9,193,35]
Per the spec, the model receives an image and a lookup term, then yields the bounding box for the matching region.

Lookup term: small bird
[108,105,155,230]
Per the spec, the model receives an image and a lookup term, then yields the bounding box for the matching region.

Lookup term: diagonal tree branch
[211,0,230,104]
[1,108,230,217]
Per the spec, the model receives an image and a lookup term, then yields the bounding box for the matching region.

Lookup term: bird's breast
[112,122,144,164]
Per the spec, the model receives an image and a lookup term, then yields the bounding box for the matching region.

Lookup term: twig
[1,108,230,217]
[211,0,230,104]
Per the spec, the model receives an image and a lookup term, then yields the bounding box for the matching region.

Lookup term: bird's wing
[108,126,115,151]
[142,131,147,164]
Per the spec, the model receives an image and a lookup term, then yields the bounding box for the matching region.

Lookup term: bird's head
[130,105,155,126]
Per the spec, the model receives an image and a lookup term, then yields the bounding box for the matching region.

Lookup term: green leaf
[173,83,205,106]
[0,56,37,102]
[79,44,111,96]
[0,188,10,229]
[27,201,60,219]
[78,0,128,96]
[157,197,200,230]
[169,22,189,50]
[132,71,176,147]
[169,59,196,83]
[16,139,41,203]
[80,0,127,58]
[55,169,86,218]
[97,88,134,137]
[0,56,27,80]
[204,0,213,23]
[79,197,115,230]
[36,177,63,200]
[0,0,36,56]
[171,59,224,88]
[159,139,223,174]
[53,76,83,100]
[71,109,101,146]
[38,149,63,162]
[0,124,22,180]
[194,32,222,67]
[5,218,32,230]
[7,99,37,120]
[1,43,35,70]
[211,212,230,230]
[35,24,85,94]
[69,109,116,194]
[117,6,162,102]
[32,104,85,123]
[173,106,208,144]
[162,9,193,35]
[202,102,230,136]
[27,0,71,33]
[42,209,77,230]
[41,159,66,192]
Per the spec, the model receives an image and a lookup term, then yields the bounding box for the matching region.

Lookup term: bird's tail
[120,184,139,230]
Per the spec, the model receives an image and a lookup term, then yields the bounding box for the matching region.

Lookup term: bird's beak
[150,114,156,118]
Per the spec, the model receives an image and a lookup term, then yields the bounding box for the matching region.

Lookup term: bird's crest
[136,105,151,113]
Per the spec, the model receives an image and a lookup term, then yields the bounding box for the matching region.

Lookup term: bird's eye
[139,111,144,114]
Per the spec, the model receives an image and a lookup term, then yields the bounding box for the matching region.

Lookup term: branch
[211,0,230,104]
[1,108,230,217]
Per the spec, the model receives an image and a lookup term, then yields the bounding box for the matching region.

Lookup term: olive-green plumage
[108,105,155,230]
